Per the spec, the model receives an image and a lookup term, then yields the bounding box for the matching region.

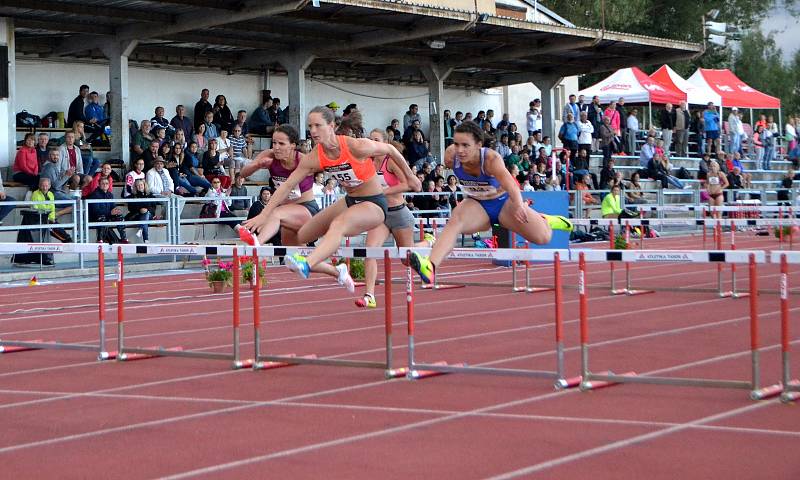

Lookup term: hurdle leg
[112,247,125,361]
[251,250,262,369]
[96,246,111,360]
[231,249,252,369]
[748,254,762,397]
[553,252,566,387]
[578,253,590,388]
[383,250,395,377]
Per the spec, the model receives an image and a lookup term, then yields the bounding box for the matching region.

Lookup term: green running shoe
[409,252,434,285]
[543,214,573,232]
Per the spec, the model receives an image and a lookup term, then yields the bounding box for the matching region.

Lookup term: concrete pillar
[277,54,314,139]
[421,64,452,164]
[102,40,138,168]
[1,18,15,169]
[531,75,562,142]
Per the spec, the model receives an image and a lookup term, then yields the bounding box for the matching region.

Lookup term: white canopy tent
[649,65,722,106]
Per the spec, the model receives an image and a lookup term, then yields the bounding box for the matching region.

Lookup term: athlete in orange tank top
[317,136,377,188]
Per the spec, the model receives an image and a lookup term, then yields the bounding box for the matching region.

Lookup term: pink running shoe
[236,225,260,246]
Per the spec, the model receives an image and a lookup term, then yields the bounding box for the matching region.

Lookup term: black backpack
[16,110,41,128]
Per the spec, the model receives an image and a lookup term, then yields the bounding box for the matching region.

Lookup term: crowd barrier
[1,242,798,401]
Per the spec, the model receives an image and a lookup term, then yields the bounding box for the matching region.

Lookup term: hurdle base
[779,380,800,403]
[625,289,656,296]
[118,346,184,361]
[555,375,583,390]
[719,291,750,299]
[421,283,466,290]
[0,339,47,353]
[525,287,555,294]
[385,367,411,379]
[750,383,784,400]
[252,354,318,370]
[580,371,637,391]
[406,361,466,379]
[232,359,254,369]
[98,351,118,361]
[610,289,628,296]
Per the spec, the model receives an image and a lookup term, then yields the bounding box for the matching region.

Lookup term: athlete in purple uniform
[409,121,572,284]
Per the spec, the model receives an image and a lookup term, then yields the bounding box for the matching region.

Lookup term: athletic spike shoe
[423,232,436,248]
[542,214,574,233]
[355,293,377,308]
[236,225,260,246]
[286,254,310,279]
[409,252,434,285]
[336,263,356,293]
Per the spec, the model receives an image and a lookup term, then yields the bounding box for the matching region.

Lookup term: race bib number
[709,176,720,185]
[272,175,302,200]
[459,179,500,200]
[325,163,363,188]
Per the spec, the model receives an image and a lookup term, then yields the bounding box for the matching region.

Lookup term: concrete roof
[3,0,702,88]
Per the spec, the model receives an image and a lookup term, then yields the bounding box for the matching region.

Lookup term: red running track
[0,235,799,479]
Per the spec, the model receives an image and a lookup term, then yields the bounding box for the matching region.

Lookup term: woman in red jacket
[13,133,40,189]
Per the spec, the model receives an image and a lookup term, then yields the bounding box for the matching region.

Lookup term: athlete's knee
[530,228,552,245]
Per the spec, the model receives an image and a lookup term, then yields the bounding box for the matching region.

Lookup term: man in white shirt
[526,99,542,137]
[639,135,655,168]
[146,158,174,197]
[578,111,594,152]
[728,107,744,155]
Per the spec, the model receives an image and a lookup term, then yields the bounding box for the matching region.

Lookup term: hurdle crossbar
[253,247,396,374]
[571,218,794,227]
[576,250,768,399]
[404,249,572,387]
[0,243,116,360]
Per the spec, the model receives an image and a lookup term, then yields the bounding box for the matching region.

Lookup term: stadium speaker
[0,46,7,99]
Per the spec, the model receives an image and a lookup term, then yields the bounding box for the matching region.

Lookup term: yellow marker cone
[28,275,39,287]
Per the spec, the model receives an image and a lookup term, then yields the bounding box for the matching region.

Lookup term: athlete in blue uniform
[410,121,572,283]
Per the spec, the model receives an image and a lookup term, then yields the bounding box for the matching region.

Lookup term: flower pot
[210,281,226,294]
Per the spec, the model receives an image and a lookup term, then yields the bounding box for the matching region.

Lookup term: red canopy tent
[687,69,781,109]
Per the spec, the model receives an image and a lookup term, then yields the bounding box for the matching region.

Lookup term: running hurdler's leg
[356,223,391,308]
[498,201,572,245]
[410,199,490,284]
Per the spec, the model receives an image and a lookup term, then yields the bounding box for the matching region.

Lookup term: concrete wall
[1,19,13,170]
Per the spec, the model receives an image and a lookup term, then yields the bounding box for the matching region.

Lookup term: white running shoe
[336,263,355,293]
[136,229,143,239]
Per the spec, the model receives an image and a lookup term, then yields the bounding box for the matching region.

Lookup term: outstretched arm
[240,149,274,179]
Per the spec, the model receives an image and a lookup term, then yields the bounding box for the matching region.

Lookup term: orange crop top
[318,135,376,189]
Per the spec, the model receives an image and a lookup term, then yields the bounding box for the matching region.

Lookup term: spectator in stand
[464,112,473,122]
[559,112,579,158]
[170,105,193,139]
[444,110,455,147]
[485,109,496,129]
[193,123,207,151]
[202,138,231,188]
[508,123,522,145]
[572,148,597,189]
[727,152,752,187]
[194,88,212,131]
[131,119,154,162]
[649,153,685,189]
[639,135,656,169]
[526,99,542,137]
[125,158,146,198]
[0,169,17,224]
[249,97,274,135]
[777,170,794,206]
[403,118,423,146]
[562,94,579,124]
[706,160,728,217]
[404,104,421,130]
[387,119,402,142]
[312,172,325,208]
[577,111,594,155]
[81,91,107,142]
[125,178,158,243]
[13,133,40,189]
[142,139,161,172]
[704,102,721,155]
[752,124,765,167]
[626,109,639,156]
[727,107,744,155]
[616,98,628,153]
[625,171,648,205]
[599,158,617,189]
[604,101,621,138]
[171,129,188,151]
[31,177,72,243]
[506,145,523,173]
[442,174,460,209]
[690,110,705,156]
[81,162,115,198]
[67,84,89,127]
[181,142,211,194]
[151,106,174,138]
[495,133,511,159]
[165,143,196,196]
[727,166,744,201]
[588,95,604,152]
[211,95,234,136]
[202,111,219,141]
[58,131,85,182]
[495,113,510,137]
[789,140,800,169]
[575,174,598,211]
[598,116,615,169]
[405,129,429,170]
[654,138,667,159]
[247,186,271,219]
[268,98,284,126]
[228,125,249,175]
[203,177,237,229]
[481,120,495,143]
[321,178,338,207]
[71,121,99,176]
[40,148,72,202]
[659,103,675,153]
[786,116,797,154]
[755,114,767,130]
[762,121,775,170]
[508,165,522,189]
[233,110,249,137]
[88,176,127,243]
[35,133,50,168]
[146,158,176,199]
[601,184,636,220]
[229,173,250,211]
[673,101,691,157]
[474,110,486,129]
